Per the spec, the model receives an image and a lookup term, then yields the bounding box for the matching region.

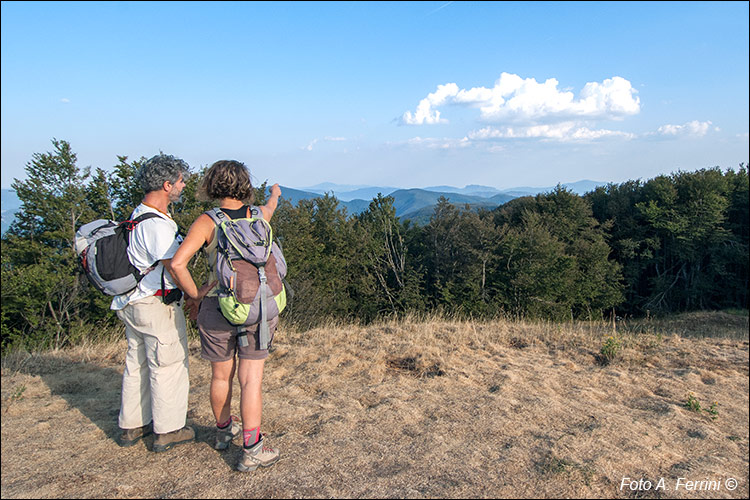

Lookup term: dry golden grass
[2,312,748,498]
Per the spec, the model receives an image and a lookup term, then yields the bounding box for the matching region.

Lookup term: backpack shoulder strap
[123,211,171,276]
[132,212,164,224]
[121,211,164,232]
[205,207,229,226]
[131,210,183,238]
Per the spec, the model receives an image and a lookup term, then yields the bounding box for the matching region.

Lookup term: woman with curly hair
[170,160,282,472]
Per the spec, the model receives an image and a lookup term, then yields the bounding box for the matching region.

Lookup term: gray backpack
[74,213,164,296]
[206,207,287,349]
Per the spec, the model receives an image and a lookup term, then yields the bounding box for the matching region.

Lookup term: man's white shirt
[111,203,183,310]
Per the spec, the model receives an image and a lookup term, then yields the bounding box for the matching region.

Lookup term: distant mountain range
[300,179,604,199]
[1,188,22,235]
[289,180,607,223]
[1,180,608,234]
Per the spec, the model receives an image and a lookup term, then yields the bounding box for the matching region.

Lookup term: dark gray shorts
[197,296,278,362]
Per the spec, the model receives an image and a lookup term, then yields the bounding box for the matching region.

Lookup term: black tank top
[220,205,253,220]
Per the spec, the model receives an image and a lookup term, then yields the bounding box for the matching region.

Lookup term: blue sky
[1,1,748,190]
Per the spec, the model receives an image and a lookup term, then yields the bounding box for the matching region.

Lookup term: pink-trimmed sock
[243,426,260,447]
[217,417,232,429]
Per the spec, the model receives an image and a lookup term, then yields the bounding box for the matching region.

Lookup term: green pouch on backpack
[218,294,252,325]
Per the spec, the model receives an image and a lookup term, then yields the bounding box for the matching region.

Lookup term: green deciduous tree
[494,187,623,320]
[588,166,748,314]
[354,194,424,320]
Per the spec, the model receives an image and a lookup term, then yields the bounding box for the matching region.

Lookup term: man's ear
[162,179,172,192]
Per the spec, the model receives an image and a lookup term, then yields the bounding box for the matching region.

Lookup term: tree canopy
[2,140,747,352]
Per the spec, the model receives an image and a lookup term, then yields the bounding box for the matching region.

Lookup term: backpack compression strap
[257,265,271,350]
[248,207,272,348]
[245,207,271,349]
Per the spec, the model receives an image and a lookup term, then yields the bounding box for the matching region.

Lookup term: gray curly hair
[136,154,190,193]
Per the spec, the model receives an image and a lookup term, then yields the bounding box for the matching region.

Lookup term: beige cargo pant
[116,295,189,434]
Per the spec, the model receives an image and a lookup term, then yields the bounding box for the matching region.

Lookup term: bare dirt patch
[2,315,748,498]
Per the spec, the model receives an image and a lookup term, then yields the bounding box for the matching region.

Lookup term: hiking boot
[119,423,152,447]
[214,415,241,450]
[152,425,195,453]
[237,436,280,472]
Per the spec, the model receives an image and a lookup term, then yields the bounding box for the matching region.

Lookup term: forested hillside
[1,139,747,352]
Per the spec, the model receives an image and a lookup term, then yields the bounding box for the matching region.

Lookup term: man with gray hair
[112,153,195,452]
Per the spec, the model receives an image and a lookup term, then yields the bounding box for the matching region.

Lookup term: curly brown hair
[198,160,255,203]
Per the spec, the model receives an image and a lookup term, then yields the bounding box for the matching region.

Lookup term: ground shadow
[13,352,241,459]
[14,352,124,443]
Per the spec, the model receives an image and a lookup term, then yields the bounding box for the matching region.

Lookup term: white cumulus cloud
[469,122,635,142]
[396,136,471,149]
[401,83,459,125]
[401,73,640,126]
[656,120,714,137]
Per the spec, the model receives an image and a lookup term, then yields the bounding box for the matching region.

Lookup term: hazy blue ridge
[1,189,21,211]
[301,182,373,193]
[422,184,502,197]
[388,189,502,216]
[488,193,519,204]
[290,188,517,220]
[0,181,606,235]
[299,185,400,201]
[464,184,503,195]
[422,185,470,194]
[499,190,542,198]
[275,186,372,215]
[401,201,501,226]
[333,187,399,202]
[1,211,17,235]
[264,185,513,218]
[499,179,606,196]
[276,186,326,205]
[340,198,373,215]
[1,189,21,235]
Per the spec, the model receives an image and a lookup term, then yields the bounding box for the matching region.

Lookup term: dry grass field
[2,311,748,499]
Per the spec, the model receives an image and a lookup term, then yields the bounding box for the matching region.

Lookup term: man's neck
[142,192,170,215]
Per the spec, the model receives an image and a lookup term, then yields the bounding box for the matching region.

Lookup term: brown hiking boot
[152,425,195,453]
[237,436,280,472]
[119,423,152,447]
[214,415,241,450]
